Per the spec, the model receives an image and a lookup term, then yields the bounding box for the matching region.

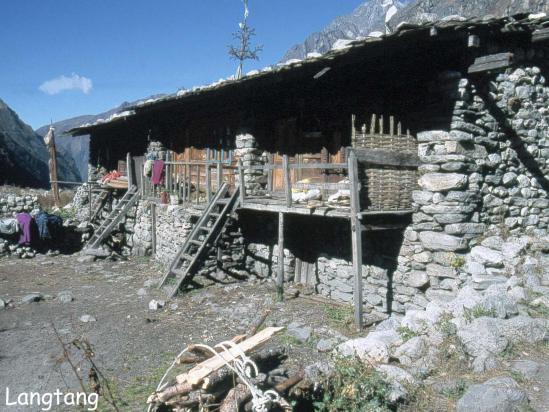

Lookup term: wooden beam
[468,52,513,74]
[277,212,285,301]
[283,155,292,208]
[126,152,132,188]
[348,150,363,330]
[353,148,419,168]
[533,27,549,43]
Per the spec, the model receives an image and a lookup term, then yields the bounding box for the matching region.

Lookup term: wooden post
[348,150,363,330]
[206,163,212,203]
[165,151,170,193]
[126,152,132,188]
[151,202,157,255]
[277,212,284,301]
[238,159,245,205]
[267,153,273,193]
[294,258,302,284]
[43,127,60,206]
[216,162,222,192]
[196,165,200,205]
[351,114,356,148]
[283,154,291,208]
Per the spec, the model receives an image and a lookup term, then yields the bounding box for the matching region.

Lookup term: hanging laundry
[100,170,122,184]
[35,211,51,240]
[0,218,18,235]
[151,160,165,185]
[16,213,33,245]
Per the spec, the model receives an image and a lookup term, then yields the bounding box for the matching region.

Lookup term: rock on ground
[57,291,74,304]
[457,377,529,412]
[287,322,312,343]
[21,293,43,304]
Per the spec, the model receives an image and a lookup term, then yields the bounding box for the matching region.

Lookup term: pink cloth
[151,160,165,185]
[16,213,32,245]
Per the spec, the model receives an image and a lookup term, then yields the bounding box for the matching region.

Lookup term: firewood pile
[147,313,308,412]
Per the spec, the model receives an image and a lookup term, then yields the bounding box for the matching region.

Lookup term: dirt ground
[0,254,354,411]
[1,254,548,412]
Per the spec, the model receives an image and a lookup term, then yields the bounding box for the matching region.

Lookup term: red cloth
[101,170,121,183]
[151,160,165,185]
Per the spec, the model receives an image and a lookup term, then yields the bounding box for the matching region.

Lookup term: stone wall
[394,64,549,310]
[0,193,40,216]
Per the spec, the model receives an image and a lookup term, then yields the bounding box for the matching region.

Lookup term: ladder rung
[171,268,185,277]
[199,226,212,232]
[210,213,221,218]
[189,240,202,246]
[217,198,229,204]
[180,253,194,261]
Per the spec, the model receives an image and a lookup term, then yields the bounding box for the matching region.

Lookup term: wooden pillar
[348,150,363,330]
[238,159,245,204]
[216,162,222,192]
[277,212,285,301]
[283,155,291,208]
[43,127,60,206]
[206,163,212,202]
[126,152,132,188]
[151,202,157,255]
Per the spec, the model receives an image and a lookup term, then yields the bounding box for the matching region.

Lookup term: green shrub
[315,357,392,412]
[463,305,496,323]
[397,326,420,342]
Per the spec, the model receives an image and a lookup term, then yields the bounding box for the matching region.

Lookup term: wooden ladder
[85,185,139,251]
[160,183,240,297]
[89,188,110,226]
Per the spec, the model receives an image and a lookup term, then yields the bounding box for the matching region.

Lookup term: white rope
[147,340,285,412]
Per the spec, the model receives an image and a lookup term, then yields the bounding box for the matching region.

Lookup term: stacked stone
[146,141,166,161]
[235,134,268,196]
[245,243,295,280]
[0,194,40,216]
[393,72,490,307]
[479,67,549,236]
[153,205,195,265]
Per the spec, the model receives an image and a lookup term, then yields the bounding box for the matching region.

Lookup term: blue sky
[0,0,361,129]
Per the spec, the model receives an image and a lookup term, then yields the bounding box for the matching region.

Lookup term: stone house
[70,14,549,327]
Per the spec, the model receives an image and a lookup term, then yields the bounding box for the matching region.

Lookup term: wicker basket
[353,131,418,211]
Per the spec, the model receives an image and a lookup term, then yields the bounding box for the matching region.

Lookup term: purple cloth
[16,213,32,245]
[151,160,165,185]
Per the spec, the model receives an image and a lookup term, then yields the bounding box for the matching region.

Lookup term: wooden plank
[277,212,284,301]
[353,148,420,167]
[468,52,513,74]
[174,327,284,386]
[283,155,291,208]
[348,151,363,330]
[247,162,347,171]
[196,165,200,205]
[293,182,350,191]
[533,27,549,43]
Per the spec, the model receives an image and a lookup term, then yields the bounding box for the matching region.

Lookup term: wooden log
[175,327,284,385]
[348,150,363,330]
[219,384,250,412]
[275,371,305,394]
[468,52,513,74]
[246,309,272,337]
[277,212,285,301]
[353,148,419,167]
[283,155,291,207]
[153,382,194,403]
[533,27,549,43]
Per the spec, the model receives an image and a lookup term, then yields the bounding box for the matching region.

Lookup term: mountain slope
[282,0,409,62]
[283,0,547,61]
[0,99,81,187]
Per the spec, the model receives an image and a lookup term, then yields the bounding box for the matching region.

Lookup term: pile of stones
[235,133,268,196]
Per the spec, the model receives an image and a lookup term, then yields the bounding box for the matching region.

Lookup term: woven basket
[353,132,418,211]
